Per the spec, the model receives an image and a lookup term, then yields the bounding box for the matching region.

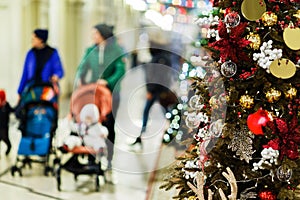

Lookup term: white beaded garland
[252,147,279,171]
[195,14,219,26]
[183,160,200,179]
[253,40,282,73]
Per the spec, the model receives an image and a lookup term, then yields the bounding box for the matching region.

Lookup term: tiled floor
[0,66,178,200]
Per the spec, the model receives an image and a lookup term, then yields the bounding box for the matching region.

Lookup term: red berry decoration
[258,190,276,200]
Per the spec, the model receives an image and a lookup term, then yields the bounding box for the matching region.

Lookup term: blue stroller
[11,82,59,176]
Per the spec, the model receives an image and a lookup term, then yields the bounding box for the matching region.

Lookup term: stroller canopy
[70,83,112,123]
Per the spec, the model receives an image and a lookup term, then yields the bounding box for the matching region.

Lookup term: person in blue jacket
[17,29,64,98]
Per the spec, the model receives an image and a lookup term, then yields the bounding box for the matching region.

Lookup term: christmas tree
[161,0,300,199]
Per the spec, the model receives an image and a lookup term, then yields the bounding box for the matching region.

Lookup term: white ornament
[195,14,219,26]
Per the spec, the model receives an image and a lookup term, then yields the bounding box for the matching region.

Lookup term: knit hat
[34,29,48,43]
[94,24,114,40]
[80,104,100,124]
[0,89,6,102]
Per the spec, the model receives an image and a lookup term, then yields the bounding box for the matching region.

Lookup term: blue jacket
[18,48,64,94]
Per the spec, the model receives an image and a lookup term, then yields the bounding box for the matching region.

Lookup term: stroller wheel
[44,166,52,176]
[54,166,61,191]
[95,175,100,191]
[11,166,23,177]
[74,174,78,181]
[18,168,23,177]
[23,157,32,169]
[11,166,16,176]
[57,177,61,191]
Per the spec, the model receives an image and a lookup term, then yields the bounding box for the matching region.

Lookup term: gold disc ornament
[283,27,300,50]
[241,0,266,21]
[269,58,296,79]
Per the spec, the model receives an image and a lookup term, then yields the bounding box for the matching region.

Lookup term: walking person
[0,89,14,156]
[130,42,179,150]
[74,23,126,182]
[16,29,64,132]
[17,29,64,98]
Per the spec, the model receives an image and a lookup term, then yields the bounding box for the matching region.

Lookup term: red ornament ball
[258,190,276,200]
[247,109,271,135]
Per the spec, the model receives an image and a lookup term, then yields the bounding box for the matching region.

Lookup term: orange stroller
[54,83,112,191]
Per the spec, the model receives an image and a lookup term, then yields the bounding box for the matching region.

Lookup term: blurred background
[0,0,211,105]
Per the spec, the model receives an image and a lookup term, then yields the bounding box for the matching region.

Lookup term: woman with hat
[17,29,64,98]
[75,23,126,181]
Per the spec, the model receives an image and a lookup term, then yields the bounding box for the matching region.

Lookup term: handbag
[159,90,179,108]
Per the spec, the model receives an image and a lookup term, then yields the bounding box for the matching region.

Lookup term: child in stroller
[11,82,58,176]
[61,103,108,156]
[54,83,112,191]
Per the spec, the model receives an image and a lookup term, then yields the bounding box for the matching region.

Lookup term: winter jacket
[75,39,125,92]
[18,47,64,95]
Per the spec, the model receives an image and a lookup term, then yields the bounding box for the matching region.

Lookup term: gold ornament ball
[293,10,300,19]
[266,88,282,103]
[261,12,277,26]
[209,95,219,109]
[188,196,197,200]
[284,87,297,100]
[239,95,254,109]
[226,95,231,103]
[246,32,261,50]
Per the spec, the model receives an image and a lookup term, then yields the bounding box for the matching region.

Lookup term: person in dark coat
[130,42,179,149]
[0,89,14,155]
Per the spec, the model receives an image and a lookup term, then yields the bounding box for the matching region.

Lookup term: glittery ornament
[258,189,276,200]
[189,94,204,110]
[185,112,201,129]
[209,95,219,109]
[239,94,254,109]
[276,165,293,182]
[261,12,278,26]
[293,10,300,19]
[246,32,261,50]
[284,87,297,100]
[266,88,281,103]
[228,126,255,163]
[220,61,237,77]
[224,12,241,28]
[187,196,197,200]
[209,119,224,137]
